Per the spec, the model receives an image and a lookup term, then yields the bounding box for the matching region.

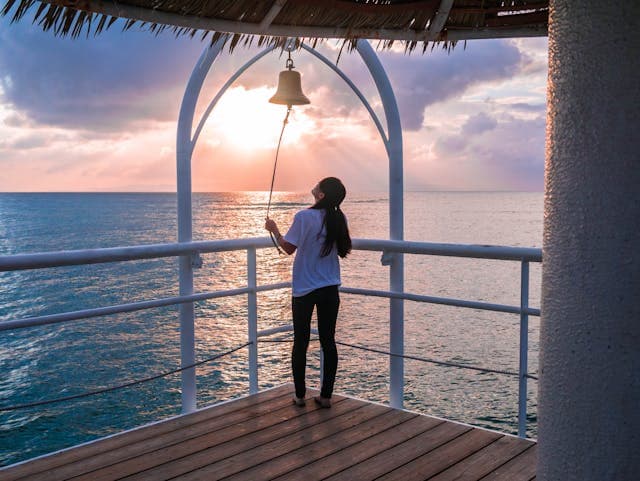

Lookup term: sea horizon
[0,189,545,194]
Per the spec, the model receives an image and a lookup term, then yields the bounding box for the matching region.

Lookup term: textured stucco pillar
[539,1,639,480]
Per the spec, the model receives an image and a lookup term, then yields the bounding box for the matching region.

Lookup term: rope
[257,337,537,380]
[336,340,538,380]
[0,342,251,412]
[3,334,537,412]
[266,106,292,255]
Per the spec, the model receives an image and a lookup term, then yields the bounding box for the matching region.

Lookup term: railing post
[247,247,258,394]
[178,257,197,414]
[518,260,530,437]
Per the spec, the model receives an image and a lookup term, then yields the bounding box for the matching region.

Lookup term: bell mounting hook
[286,50,294,70]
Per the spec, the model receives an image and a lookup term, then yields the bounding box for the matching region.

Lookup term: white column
[539,1,639,480]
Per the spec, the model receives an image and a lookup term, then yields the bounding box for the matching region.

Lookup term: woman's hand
[265,217,279,235]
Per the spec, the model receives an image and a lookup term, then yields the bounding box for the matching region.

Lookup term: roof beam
[427,0,454,39]
[259,0,287,31]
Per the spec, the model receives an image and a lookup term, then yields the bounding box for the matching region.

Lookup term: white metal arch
[175,38,405,412]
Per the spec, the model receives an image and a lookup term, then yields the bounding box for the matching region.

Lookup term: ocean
[0,191,542,466]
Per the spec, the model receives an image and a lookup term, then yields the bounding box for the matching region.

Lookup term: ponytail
[311,177,352,258]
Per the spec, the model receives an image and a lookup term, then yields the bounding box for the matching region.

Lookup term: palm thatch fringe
[1,0,548,51]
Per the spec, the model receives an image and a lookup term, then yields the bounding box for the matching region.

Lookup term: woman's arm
[275,233,297,255]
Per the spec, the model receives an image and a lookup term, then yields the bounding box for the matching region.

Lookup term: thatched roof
[1,1,548,51]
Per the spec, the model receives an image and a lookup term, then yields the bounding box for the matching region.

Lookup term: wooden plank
[428,435,534,480]
[13,386,301,481]
[96,394,361,481]
[479,444,537,481]
[173,403,398,481]
[0,384,293,481]
[70,396,354,481]
[127,399,380,481]
[325,419,472,481]
[276,415,444,481]
[226,404,424,481]
[376,428,503,481]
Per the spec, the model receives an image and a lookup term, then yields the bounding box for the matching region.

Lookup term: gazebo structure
[2,2,638,480]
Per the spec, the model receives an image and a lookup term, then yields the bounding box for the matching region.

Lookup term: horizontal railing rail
[0,238,541,271]
[354,238,542,262]
[0,237,542,438]
[0,237,274,271]
[340,287,541,316]
[0,282,290,332]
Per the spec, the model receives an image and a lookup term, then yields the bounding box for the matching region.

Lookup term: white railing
[0,237,541,437]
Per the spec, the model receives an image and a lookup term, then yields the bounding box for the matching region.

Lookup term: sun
[208,86,312,151]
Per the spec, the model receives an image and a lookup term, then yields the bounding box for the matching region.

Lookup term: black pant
[291,285,339,399]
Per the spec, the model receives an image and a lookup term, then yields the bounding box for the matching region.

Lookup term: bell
[269,61,310,107]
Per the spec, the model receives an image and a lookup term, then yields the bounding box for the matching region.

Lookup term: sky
[0,11,548,193]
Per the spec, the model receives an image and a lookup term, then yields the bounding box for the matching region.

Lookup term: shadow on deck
[1,384,536,480]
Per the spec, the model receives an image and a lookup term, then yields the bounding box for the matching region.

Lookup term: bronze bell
[269,56,310,107]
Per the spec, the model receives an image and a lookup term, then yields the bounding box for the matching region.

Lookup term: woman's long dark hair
[311,177,352,258]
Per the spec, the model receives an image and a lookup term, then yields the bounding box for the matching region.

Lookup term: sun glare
[210,86,313,151]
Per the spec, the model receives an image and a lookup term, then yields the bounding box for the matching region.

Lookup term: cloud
[0,18,204,131]
[5,133,50,150]
[431,112,545,190]
[461,112,498,136]
[510,102,546,113]
[377,39,524,131]
[2,112,29,127]
[513,37,549,76]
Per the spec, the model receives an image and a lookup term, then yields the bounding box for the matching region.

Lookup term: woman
[265,177,351,408]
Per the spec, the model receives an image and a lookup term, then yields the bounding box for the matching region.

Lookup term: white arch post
[176,38,227,413]
[176,39,404,411]
[356,40,405,409]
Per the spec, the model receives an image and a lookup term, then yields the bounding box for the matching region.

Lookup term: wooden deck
[1,384,536,480]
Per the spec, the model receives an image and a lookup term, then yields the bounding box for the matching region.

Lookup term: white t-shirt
[284,208,342,297]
